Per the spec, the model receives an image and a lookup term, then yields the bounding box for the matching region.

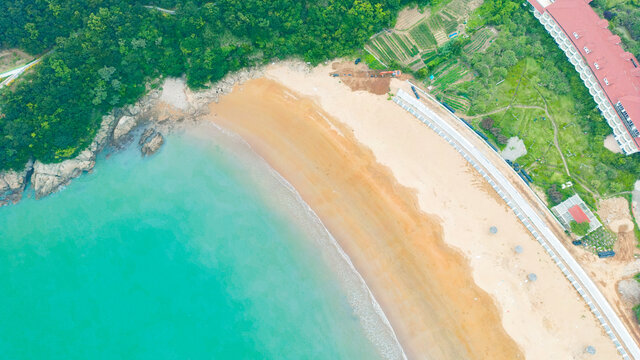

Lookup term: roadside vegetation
[363,0,640,212]
[634,273,640,324]
[570,221,590,237]
[0,0,430,171]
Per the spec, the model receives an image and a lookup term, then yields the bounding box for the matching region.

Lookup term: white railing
[393,87,640,359]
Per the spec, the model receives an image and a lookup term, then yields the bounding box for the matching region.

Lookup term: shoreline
[2,60,629,358]
[206,76,523,358]
[191,122,407,359]
[205,63,622,359]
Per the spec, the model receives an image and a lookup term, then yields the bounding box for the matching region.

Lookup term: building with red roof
[568,204,590,223]
[551,194,601,234]
[528,0,640,154]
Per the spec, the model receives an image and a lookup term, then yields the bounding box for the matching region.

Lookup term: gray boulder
[127,104,141,116]
[140,129,164,156]
[113,115,138,143]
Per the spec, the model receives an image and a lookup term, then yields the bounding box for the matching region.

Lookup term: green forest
[592,0,640,59]
[0,0,427,171]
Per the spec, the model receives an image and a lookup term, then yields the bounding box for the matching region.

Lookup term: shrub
[633,304,640,324]
[548,184,563,204]
[570,220,590,237]
[497,134,508,144]
[480,117,494,130]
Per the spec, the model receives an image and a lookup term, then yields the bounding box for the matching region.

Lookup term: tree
[501,49,517,67]
[569,220,590,237]
[480,117,494,130]
[0,0,415,170]
[547,184,563,204]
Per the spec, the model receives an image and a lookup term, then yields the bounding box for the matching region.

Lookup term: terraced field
[432,61,468,89]
[464,27,497,53]
[409,22,438,49]
[364,0,485,86]
[366,31,420,64]
[440,92,471,112]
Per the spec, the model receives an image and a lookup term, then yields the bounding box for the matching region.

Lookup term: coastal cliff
[0,97,154,204]
[0,67,262,206]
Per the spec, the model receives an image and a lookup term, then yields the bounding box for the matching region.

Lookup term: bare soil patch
[598,197,637,261]
[604,134,623,154]
[0,49,31,74]
[330,62,394,95]
[395,7,428,30]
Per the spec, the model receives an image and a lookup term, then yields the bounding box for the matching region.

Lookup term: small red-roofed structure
[551,194,601,233]
[568,204,590,223]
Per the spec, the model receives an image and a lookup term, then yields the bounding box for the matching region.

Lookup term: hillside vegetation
[365,0,640,206]
[0,0,428,171]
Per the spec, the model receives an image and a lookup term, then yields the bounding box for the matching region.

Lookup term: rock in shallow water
[141,131,164,156]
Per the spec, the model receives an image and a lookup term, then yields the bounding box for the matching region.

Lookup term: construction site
[329,61,405,95]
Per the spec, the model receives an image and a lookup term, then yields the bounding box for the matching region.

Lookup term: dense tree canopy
[592,0,640,59]
[0,0,422,170]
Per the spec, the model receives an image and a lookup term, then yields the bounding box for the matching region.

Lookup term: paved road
[143,5,176,14]
[394,87,640,360]
[0,58,41,88]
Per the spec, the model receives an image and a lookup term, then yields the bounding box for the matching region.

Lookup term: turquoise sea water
[0,125,403,359]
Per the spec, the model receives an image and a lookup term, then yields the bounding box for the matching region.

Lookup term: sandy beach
[202,63,620,359]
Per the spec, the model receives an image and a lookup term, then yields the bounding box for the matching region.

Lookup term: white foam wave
[188,123,408,360]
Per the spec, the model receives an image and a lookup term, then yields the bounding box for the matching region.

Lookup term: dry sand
[203,63,620,359]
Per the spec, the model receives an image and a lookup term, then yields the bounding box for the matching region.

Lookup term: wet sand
[207,78,521,359]
[201,62,620,359]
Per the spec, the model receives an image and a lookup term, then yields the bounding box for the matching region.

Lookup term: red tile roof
[568,204,590,223]
[530,0,640,148]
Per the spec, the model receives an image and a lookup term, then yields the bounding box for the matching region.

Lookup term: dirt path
[466,86,601,200]
[532,85,600,199]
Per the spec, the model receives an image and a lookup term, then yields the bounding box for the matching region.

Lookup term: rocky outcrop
[90,114,117,153]
[1,66,262,206]
[0,160,33,206]
[139,128,164,156]
[112,115,138,143]
[31,150,95,199]
[29,113,118,200]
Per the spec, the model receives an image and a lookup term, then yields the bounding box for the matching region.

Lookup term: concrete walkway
[395,85,640,359]
[0,58,41,89]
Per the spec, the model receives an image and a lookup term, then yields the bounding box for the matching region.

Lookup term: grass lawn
[467,57,636,207]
